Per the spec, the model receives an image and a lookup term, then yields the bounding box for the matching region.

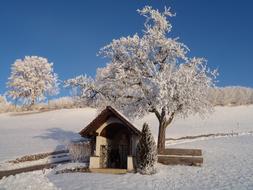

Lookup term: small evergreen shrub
[136,122,157,175]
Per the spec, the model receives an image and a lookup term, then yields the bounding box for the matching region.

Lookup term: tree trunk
[157,121,166,154]
[29,98,35,110]
[152,107,175,154]
[30,99,35,106]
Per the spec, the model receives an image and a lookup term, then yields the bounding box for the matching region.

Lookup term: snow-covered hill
[0,105,253,162]
[0,106,253,189]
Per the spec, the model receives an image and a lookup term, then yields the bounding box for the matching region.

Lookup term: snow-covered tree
[136,123,157,175]
[64,75,92,99]
[7,56,59,106]
[75,6,217,153]
[64,75,96,106]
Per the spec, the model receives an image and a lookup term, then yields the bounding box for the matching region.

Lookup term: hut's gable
[79,106,141,137]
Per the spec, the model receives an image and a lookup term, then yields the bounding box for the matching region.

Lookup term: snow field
[0,105,253,162]
[0,105,253,190]
[1,135,252,190]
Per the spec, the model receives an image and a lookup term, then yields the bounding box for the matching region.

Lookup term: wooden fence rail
[158,148,203,166]
[0,158,70,179]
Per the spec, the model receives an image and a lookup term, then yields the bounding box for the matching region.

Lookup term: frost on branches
[72,6,217,153]
[136,123,157,175]
[64,75,96,106]
[68,139,91,162]
[7,56,59,106]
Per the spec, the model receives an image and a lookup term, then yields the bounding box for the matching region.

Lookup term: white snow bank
[0,170,58,190]
[1,135,252,190]
[54,162,88,171]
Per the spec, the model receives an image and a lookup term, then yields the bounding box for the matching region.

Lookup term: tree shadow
[33,128,90,188]
[34,128,82,151]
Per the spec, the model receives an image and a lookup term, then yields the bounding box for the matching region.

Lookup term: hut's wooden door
[119,145,128,168]
[99,124,130,169]
[100,144,128,169]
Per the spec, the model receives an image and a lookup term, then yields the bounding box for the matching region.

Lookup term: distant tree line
[207,86,253,106]
[1,86,252,113]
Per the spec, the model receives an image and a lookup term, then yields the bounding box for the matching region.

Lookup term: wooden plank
[90,168,127,174]
[8,149,69,163]
[158,155,203,166]
[0,159,70,179]
[163,148,202,156]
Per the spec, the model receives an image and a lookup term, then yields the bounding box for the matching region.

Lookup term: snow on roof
[79,106,141,137]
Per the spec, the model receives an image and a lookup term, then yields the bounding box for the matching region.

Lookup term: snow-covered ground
[0,105,253,189]
[0,105,252,162]
[1,135,253,190]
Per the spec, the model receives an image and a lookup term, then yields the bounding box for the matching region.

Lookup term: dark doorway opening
[100,123,130,169]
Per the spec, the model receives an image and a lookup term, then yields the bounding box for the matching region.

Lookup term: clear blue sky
[1,0,253,97]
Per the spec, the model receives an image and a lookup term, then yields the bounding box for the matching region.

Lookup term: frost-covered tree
[7,56,59,106]
[75,6,217,153]
[64,75,95,106]
[64,75,93,99]
[136,123,157,175]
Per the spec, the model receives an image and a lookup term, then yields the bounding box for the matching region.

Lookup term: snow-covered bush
[208,86,253,106]
[0,96,6,112]
[68,139,91,162]
[136,123,157,175]
[0,96,82,113]
[27,97,77,111]
[7,56,59,107]
[0,95,15,113]
[47,97,76,109]
[0,95,8,112]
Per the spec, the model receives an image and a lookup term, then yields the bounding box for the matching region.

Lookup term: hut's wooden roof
[79,106,141,137]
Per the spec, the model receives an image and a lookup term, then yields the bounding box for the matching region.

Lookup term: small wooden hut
[79,106,141,171]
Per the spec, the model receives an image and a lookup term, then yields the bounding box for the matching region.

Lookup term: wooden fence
[158,148,203,166]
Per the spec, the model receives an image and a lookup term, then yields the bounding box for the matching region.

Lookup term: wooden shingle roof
[79,106,141,137]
